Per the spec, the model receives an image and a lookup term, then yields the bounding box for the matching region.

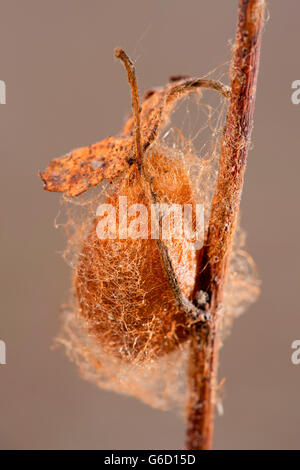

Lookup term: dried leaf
[39,78,230,197]
[39,86,170,197]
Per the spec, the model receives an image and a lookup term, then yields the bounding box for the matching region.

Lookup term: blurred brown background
[0,0,299,450]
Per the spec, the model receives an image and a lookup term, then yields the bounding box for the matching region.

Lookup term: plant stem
[114,47,143,170]
[186,0,265,450]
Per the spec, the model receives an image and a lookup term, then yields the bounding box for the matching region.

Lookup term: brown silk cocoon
[75,152,197,361]
[40,71,259,409]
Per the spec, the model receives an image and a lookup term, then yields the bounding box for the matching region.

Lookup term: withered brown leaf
[39,78,230,197]
[39,86,171,197]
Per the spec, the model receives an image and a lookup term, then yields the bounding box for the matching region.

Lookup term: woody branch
[186,0,265,450]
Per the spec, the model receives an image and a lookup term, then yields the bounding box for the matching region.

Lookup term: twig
[115,47,230,325]
[115,47,143,170]
[166,78,230,104]
[147,182,213,324]
[186,0,265,450]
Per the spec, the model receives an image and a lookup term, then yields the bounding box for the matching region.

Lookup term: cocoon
[75,150,197,361]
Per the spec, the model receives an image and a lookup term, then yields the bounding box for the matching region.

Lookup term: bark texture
[186,0,265,450]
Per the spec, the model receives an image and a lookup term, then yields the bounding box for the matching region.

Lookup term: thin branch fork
[115,45,230,174]
[115,48,230,325]
[186,0,265,450]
